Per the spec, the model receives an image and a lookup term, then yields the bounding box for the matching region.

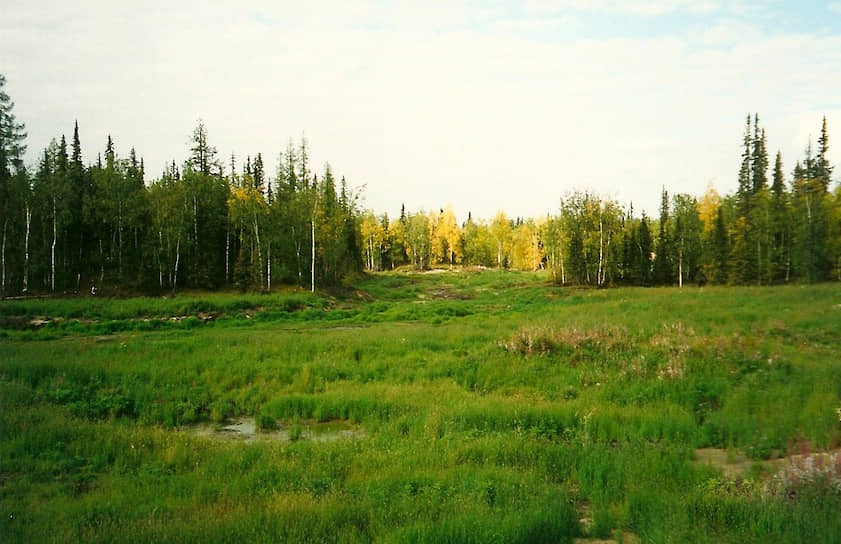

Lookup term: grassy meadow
[1,270,841,543]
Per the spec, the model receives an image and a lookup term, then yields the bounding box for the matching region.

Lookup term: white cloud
[1,1,839,221]
[522,0,723,17]
[694,19,763,47]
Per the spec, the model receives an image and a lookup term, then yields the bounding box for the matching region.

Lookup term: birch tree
[229,182,268,291]
[432,206,461,266]
[671,194,702,287]
[405,212,431,270]
[544,213,566,283]
[490,211,511,268]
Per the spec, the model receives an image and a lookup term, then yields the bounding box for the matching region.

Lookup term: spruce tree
[771,152,785,200]
[803,140,815,178]
[0,74,27,296]
[653,187,672,284]
[621,210,637,284]
[636,215,652,285]
[816,116,833,192]
[791,126,832,282]
[128,148,143,188]
[712,206,729,284]
[0,74,27,177]
[283,140,298,191]
[188,121,218,175]
[298,137,310,189]
[737,114,752,216]
[751,115,768,193]
[68,122,87,285]
[769,151,790,282]
[70,122,83,184]
[732,114,759,283]
[253,153,264,189]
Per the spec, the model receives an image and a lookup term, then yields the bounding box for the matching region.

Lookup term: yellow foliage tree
[360,210,385,271]
[697,182,721,234]
[431,206,461,266]
[510,220,542,270]
[490,211,511,268]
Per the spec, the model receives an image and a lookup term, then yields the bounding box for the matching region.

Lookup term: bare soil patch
[694,447,841,478]
[427,286,473,300]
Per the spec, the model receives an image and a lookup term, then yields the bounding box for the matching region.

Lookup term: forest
[1,73,840,298]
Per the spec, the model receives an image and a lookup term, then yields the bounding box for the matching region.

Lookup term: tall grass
[2,270,840,542]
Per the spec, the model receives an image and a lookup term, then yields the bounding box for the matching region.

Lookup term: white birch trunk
[51,197,57,292]
[560,239,566,284]
[173,238,180,292]
[193,195,198,246]
[118,198,123,281]
[597,216,604,286]
[292,226,302,283]
[310,219,316,293]
[78,226,83,288]
[158,230,164,288]
[678,249,683,288]
[1,219,6,297]
[805,194,813,281]
[254,214,264,291]
[603,231,612,285]
[225,223,230,285]
[23,203,31,292]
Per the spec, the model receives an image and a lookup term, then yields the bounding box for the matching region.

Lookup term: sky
[2,0,840,221]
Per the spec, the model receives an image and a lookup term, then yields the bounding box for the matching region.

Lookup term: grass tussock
[501,325,629,357]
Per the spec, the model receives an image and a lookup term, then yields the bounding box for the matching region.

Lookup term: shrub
[765,451,841,499]
[501,325,628,357]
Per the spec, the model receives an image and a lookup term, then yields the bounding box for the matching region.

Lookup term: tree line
[0,76,361,296]
[360,113,839,286]
[1,74,839,296]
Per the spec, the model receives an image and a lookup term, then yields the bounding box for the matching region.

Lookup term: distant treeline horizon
[1,73,839,296]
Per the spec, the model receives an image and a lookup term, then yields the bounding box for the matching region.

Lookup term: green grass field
[2,270,840,543]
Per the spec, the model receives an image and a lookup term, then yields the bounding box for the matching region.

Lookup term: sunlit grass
[1,270,840,542]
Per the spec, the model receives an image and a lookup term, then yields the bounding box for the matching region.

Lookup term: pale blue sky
[2,0,840,220]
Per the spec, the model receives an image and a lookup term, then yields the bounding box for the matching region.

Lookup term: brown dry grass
[501,325,629,357]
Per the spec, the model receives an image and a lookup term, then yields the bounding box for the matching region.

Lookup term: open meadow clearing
[2,270,841,543]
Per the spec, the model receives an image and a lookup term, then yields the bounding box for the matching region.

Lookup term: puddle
[189,417,364,444]
[573,535,639,544]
